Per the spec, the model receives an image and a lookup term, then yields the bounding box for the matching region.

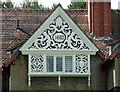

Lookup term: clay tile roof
[1,8,113,64]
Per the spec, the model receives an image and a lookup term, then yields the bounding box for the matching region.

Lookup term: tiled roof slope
[1,8,112,64]
[111,10,120,40]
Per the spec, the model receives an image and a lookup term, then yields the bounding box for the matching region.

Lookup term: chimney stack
[87,0,111,40]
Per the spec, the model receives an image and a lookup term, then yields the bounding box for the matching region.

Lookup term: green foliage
[0,0,87,9]
[21,0,48,9]
[2,0,14,8]
[0,1,3,8]
[68,2,86,9]
[51,3,57,9]
[0,0,49,9]
[22,0,38,9]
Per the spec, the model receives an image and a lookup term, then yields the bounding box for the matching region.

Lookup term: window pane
[65,56,72,72]
[56,57,62,72]
[46,56,54,72]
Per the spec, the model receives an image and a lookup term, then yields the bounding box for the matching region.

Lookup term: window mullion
[54,55,56,73]
[73,54,76,74]
[43,54,46,73]
[63,56,65,73]
[88,55,90,74]
[28,54,31,74]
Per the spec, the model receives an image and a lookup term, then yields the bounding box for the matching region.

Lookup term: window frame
[46,56,54,72]
[28,54,90,76]
[65,56,73,73]
[55,56,63,73]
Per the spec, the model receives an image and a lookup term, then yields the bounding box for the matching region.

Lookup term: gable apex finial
[57,3,62,8]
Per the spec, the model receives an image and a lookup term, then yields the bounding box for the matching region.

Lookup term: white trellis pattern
[29,54,89,75]
[30,55,44,73]
[28,15,90,50]
[75,55,88,73]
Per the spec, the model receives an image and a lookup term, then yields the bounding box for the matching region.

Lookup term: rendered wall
[115,56,120,87]
[107,56,120,90]
[10,53,104,91]
[106,60,114,90]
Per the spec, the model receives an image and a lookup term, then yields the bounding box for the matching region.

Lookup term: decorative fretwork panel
[75,55,88,73]
[30,55,44,73]
[28,15,89,50]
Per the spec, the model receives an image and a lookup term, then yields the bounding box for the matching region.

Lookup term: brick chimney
[87,0,111,40]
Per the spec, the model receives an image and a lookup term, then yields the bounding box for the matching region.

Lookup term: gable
[20,6,98,55]
[28,15,89,50]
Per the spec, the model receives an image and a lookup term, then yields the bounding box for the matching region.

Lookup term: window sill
[28,73,91,77]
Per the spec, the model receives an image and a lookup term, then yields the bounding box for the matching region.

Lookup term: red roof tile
[1,8,117,64]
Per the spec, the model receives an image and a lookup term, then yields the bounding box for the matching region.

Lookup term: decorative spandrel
[28,15,89,50]
[30,55,44,73]
[75,55,88,73]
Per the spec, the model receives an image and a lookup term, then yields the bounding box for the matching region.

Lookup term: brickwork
[103,2,111,38]
[87,1,111,38]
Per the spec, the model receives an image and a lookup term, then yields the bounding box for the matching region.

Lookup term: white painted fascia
[20,49,97,55]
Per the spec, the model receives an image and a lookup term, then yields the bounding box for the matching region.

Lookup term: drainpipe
[101,59,108,92]
[1,51,20,91]
[99,51,108,92]
[100,64,107,92]
[104,71,107,92]
[58,75,61,86]
[2,65,9,92]
[100,65,107,92]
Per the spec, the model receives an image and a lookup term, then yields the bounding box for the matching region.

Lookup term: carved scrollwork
[30,55,43,73]
[75,55,88,73]
[28,15,89,50]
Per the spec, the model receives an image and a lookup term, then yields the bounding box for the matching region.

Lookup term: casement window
[46,56,73,73]
[65,56,72,72]
[56,56,62,72]
[46,56,54,72]
[29,54,90,75]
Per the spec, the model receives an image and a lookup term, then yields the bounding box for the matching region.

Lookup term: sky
[1,0,120,9]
